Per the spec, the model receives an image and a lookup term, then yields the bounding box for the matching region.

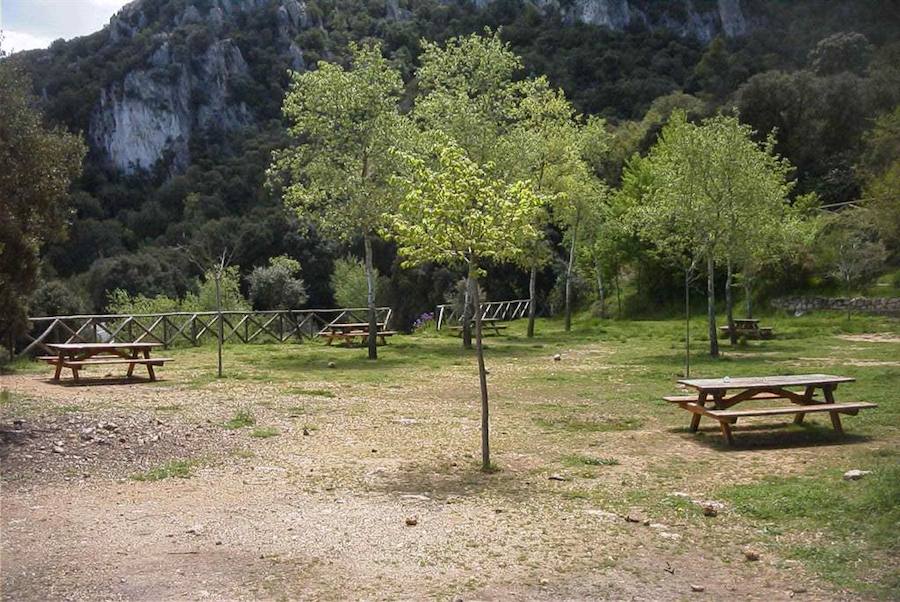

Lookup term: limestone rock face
[89,0,308,174]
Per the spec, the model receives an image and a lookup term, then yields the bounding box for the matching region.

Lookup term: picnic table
[320,322,397,346]
[718,318,773,339]
[664,374,877,445]
[40,342,172,383]
[448,318,508,336]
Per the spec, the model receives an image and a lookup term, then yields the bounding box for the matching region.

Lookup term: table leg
[143,348,156,381]
[824,385,843,435]
[53,352,64,381]
[690,391,707,432]
[126,348,138,378]
[70,351,81,382]
[719,421,735,446]
[793,385,815,424]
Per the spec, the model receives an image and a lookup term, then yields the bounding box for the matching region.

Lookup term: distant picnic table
[41,342,171,383]
[320,322,397,346]
[718,318,773,339]
[448,317,507,336]
[664,373,877,445]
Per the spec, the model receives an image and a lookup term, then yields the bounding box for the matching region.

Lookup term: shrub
[247,255,308,310]
[29,280,87,317]
[330,256,386,308]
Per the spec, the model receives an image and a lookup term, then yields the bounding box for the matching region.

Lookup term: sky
[1,0,131,53]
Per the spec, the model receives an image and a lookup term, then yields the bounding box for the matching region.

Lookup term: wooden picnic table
[41,342,172,383]
[665,374,877,445]
[719,318,773,339]
[448,317,508,336]
[320,322,396,346]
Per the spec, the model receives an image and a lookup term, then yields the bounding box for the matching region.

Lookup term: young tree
[630,111,794,357]
[247,255,308,310]
[0,55,85,348]
[269,42,408,359]
[388,136,544,470]
[820,211,887,320]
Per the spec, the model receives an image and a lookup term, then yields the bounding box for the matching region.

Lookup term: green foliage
[224,408,256,430]
[330,256,386,308]
[0,58,85,339]
[28,280,87,318]
[247,255,308,310]
[196,266,250,312]
[131,459,198,482]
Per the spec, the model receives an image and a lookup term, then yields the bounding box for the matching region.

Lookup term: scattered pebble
[842,469,871,481]
[327,361,336,369]
[52,445,65,454]
[552,354,561,362]
[690,584,705,592]
[405,517,418,527]
[186,525,204,536]
[548,474,567,481]
[743,548,761,561]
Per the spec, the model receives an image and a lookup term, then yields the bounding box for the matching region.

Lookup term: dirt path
[0,352,868,600]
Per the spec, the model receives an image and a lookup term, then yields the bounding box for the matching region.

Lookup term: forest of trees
[1,0,898,337]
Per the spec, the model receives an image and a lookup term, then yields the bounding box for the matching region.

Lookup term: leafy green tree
[626,112,794,360]
[388,135,544,471]
[0,56,85,344]
[247,255,308,310]
[818,211,887,319]
[809,32,873,76]
[858,107,900,257]
[270,42,408,359]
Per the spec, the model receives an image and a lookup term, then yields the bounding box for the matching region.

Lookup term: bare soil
[0,349,878,601]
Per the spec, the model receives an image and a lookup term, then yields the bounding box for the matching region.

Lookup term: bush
[196,266,249,311]
[29,280,87,317]
[247,255,308,310]
[330,256,386,308]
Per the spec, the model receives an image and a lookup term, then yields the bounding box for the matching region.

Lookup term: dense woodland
[3,0,899,332]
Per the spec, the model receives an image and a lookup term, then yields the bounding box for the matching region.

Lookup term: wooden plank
[679,374,855,391]
[47,342,162,350]
[708,402,876,418]
[663,391,784,403]
[52,358,172,366]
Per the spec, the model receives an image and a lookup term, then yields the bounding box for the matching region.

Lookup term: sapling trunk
[684,267,691,378]
[615,270,622,318]
[215,275,223,378]
[726,258,736,345]
[363,235,378,360]
[744,278,753,319]
[527,264,537,338]
[461,277,473,350]
[706,253,719,357]
[564,221,578,332]
[469,263,490,471]
[596,261,606,319]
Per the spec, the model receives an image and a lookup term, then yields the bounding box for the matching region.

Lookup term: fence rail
[15,307,392,358]
[435,299,531,330]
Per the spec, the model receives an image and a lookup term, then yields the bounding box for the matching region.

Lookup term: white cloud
[1,29,53,53]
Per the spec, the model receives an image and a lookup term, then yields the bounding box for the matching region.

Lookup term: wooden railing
[435,299,531,330]
[15,307,392,358]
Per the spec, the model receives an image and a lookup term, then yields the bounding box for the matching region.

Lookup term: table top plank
[48,342,162,350]
[678,374,855,391]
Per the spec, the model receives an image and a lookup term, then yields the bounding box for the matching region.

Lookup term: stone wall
[771,296,900,316]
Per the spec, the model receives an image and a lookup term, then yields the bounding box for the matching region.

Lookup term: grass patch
[230,448,256,459]
[535,416,643,433]
[131,459,198,482]
[562,454,620,467]
[250,426,280,438]
[224,408,255,429]
[720,459,900,597]
[154,404,182,412]
[290,388,336,398]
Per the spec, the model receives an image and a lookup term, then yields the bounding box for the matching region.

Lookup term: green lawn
[3,310,898,596]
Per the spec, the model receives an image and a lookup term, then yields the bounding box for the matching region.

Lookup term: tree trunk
[215,276,223,378]
[461,277,473,350]
[744,277,753,319]
[725,258,736,345]
[564,221,578,332]
[363,235,378,360]
[469,263,491,471]
[527,264,537,338]
[706,253,719,357]
[684,267,691,378]
[615,270,622,318]
[596,262,606,319]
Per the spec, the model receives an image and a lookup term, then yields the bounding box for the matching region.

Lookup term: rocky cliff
[79,0,749,174]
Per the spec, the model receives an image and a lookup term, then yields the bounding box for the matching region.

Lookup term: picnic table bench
[320,322,397,346]
[665,374,876,445]
[719,318,773,339]
[448,318,508,336]
[40,342,171,382]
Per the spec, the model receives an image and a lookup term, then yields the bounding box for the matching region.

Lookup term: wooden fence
[15,307,392,358]
[435,299,531,330]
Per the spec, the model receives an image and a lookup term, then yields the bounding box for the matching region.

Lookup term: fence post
[162,316,169,349]
[191,315,198,346]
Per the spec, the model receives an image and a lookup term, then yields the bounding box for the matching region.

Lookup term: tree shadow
[669,421,872,451]
[367,459,524,501]
[44,376,160,387]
